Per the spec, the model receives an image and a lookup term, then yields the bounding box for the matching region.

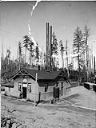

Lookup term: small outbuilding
[2,68,71,102]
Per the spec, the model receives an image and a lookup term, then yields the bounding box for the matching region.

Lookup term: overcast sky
[0,1,96,60]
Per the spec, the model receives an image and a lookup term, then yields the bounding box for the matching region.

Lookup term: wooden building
[2,68,71,102]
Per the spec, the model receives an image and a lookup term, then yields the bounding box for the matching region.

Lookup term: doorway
[22,87,27,98]
[61,82,63,96]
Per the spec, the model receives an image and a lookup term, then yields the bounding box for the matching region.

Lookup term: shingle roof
[25,68,62,80]
[12,68,67,81]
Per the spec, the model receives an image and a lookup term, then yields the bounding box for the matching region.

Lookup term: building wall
[10,78,21,97]
[38,82,55,101]
[5,87,13,96]
[39,80,71,101]
[5,77,39,101]
[26,77,39,101]
[4,76,71,101]
[5,78,23,97]
[58,81,71,98]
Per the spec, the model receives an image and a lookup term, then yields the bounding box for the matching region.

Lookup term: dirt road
[1,94,96,128]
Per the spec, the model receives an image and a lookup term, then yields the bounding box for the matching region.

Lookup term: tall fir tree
[73,27,85,83]
[59,40,64,69]
[18,42,22,69]
[23,35,30,63]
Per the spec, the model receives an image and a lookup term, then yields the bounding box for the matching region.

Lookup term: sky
[0,1,96,62]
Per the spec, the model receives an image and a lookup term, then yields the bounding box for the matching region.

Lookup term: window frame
[28,83,31,93]
[18,82,22,91]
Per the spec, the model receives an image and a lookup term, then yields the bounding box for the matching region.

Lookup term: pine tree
[51,32,58,70]
[83,26,89,81]
[36,43,39,60]
[52,32,58,55]
[18,42,22,69]
[7,49,11,65]
[29,40,34,65]
[23,35,30,63]
[73,27,84,83]
[59,40,64,69]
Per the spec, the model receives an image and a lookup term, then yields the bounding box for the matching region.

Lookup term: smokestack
[50,26,52,68]
[50,26,52,53]
[46,22,49,54]
[46,22,49,65]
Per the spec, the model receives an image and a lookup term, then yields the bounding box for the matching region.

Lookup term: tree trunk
[25,47,26,64]
[61,52,64,69]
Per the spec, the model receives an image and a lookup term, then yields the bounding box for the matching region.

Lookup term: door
[22,87,27,98]
[61,82,63,96]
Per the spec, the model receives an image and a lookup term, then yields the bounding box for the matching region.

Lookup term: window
[18,82,22,91]
[61,82,63,90]
[45,84,48,92]
[28,83,31,93]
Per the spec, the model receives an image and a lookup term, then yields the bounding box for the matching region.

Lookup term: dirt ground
[64,86,96,110]
[1,86,96,128]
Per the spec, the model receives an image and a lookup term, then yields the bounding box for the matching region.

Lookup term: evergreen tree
[73,27,84,83]
[23,35,30,50]
[36,43,39,60]
[6,49,11,65]
[52,32,58,55]
[23,35,30,63]
[29,40,34,65]
[59,40,64,69]
[83,26,89,81]
[18,42,22,69]
[51,32,58,70]
[23,35,35,65]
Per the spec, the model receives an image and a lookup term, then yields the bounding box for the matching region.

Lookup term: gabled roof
[11,68,67,81]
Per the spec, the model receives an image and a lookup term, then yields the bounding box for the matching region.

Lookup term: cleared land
[1,86,96,128]
[63,86,96,110]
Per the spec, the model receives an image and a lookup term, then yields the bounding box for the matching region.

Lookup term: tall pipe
[50,25,52,68]
[46,22,49,67]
